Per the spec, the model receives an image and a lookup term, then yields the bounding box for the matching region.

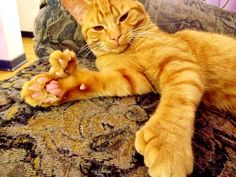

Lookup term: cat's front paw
[21,73,65,107]
[49,49,78,78]
[135,121,193,177]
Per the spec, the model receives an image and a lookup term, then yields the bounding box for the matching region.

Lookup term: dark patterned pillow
[34,0,236,58]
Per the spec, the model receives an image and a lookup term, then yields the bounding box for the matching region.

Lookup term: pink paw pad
[80,84,87,91]
[45,81,62,96]
[32,92,42,99]
[37,77,50,84]
[29,84,41,92]
[46,81,59,91]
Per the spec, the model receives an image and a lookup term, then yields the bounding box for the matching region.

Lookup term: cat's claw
[135,121,193,177]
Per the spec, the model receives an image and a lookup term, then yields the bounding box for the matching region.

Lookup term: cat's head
[63,0,151,55]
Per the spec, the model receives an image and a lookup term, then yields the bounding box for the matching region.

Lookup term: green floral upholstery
[0,0,235,176]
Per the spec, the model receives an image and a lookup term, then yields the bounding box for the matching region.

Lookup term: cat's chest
[96,53,141,70]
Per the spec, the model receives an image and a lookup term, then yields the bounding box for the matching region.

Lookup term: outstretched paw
[49,49,78,78]
[21,73,64,107]
[135,121,193,177]
[21,49,80,107]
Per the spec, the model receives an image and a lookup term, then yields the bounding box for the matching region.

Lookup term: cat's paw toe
[21,73,63,107]
[145,140,187,177]
[135,126,156,155]
[49,49,78,77]
[135,124,193,177]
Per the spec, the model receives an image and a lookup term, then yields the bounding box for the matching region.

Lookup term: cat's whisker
[81,46,91,52]
[79,43,102,58]
[132,23,155,31]
[87,42,111,57]
[123,31,134,43]
[147,16,188,25]
[79,43,93,53]
[124,26,150,41]
[79,41,104,58]
[85,46,101,57]
[133,32,163,43]
[156,22,184,25]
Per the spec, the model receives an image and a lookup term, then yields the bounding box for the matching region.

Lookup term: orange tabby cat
[21,0,236,176]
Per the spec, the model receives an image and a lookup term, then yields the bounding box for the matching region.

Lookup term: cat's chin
[110,44,130,54]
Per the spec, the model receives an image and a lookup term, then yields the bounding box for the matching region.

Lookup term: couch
[0,0,235,176]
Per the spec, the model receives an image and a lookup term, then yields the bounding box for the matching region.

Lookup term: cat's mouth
[110,43,131,54]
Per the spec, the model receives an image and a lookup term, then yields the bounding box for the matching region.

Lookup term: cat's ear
[62,0,91,24]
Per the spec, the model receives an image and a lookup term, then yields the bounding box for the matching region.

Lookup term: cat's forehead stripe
[95,0,111,16]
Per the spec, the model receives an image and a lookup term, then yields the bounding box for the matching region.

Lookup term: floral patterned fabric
[0,0,235,177]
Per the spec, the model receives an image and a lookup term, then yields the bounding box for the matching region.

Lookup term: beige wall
[0,0,24,61]
[16,0,40,32]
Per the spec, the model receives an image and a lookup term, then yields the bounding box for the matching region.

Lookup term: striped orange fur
[21,0,236,176]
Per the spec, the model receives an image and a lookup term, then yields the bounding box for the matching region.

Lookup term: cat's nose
[110,33,121,44]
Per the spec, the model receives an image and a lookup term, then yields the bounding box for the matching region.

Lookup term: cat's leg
[21,58,153,107]
[135,62,204,177]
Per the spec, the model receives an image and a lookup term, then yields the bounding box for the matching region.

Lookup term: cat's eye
[93,26,104,31]
[119,12,129,22]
